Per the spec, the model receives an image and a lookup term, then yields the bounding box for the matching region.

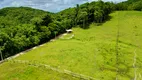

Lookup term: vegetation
[0,0,142,79]
[1,0,142,60]
[0,11,142,80]
[0,1,115,60]
[57,1,114,29]
[0,62,80,80]
[115,0,142,11]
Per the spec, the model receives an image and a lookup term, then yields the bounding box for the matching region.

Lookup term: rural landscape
[0,0,142,80]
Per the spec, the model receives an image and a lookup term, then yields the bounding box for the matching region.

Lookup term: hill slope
[0,0,115,61]
[0,7,53,26]
[0,11,142,80]
[0,7,67,60]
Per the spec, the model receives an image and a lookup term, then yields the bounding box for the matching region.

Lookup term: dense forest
[0,0,142,60]
[115,0,142,11]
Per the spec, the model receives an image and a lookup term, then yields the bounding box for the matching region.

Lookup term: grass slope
[0,11,142,80]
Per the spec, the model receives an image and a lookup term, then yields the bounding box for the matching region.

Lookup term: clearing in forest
[0,11,142,80]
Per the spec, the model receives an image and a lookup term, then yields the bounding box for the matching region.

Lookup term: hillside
[116,0,142,10]
[0,7,53,26]
[0,11,142,80]
[0,0,114,61]
[0,7,66,60]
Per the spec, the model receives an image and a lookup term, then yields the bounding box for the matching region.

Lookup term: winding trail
[8,59,97,80]
[133,49,137,80]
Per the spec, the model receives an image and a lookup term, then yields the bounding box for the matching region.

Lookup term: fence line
[8,59,97,80]
[133,49,137,80]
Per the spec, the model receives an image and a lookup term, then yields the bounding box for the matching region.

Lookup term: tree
[131,1,142,11]
[75,4,80,26]
[0,46,4,61]
[38,26,51,42]
[78,11,88,28]
[94,10,103,23]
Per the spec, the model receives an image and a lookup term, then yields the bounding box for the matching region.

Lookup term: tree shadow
[78,15,113,29]
[79,23,90,29]
[95,15,113,26]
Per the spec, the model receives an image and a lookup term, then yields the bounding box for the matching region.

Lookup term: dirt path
[133,49,137,80]
[0,33,68,64]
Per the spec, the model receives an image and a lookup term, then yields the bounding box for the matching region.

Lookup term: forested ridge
[115,0,142,11]
[0,0,142,60]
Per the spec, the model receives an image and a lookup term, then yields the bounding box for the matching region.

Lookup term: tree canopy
[115,0,142,11]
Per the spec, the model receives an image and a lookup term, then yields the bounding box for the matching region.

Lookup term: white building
[66,29,73,33]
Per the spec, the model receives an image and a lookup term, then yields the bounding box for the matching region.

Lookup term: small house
[66,29,73,33]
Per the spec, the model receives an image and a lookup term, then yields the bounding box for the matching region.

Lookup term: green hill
[0,1,114,61]
[0,7,66,59]
[0,11,142,80]
[0,7,53,26]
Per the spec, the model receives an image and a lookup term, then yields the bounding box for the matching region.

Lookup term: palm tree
[0,46,3,61]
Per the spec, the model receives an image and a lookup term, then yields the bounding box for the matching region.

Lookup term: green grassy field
[0,11,142,80]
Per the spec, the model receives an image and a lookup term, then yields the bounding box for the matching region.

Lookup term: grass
[0,62,80,80]
[60,33,74,39]
[0,11,142,80]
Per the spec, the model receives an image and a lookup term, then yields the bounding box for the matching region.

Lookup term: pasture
[0,11,142,80]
